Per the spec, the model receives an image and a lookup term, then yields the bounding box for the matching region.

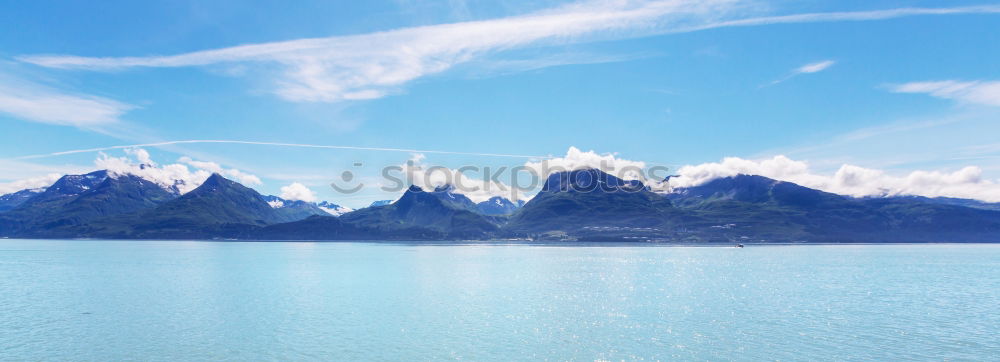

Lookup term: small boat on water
[736,243,744,248]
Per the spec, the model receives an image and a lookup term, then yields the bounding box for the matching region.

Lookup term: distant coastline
[3,169,1000,244]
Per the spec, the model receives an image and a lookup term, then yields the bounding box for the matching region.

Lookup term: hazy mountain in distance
[369,200,392,207]
[0,188,46,212]
[339,185,502,239]
[476,196,523,216]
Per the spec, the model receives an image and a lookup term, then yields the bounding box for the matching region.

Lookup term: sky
[1,0,999,207]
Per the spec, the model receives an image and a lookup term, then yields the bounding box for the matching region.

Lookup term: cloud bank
[95,148,262,194]
[21,0,732,102]
[671,155,1000,202]
[892,80,1000,107]
[525,146,648,181]
[0,173,63,194]
[19,1,1000,103]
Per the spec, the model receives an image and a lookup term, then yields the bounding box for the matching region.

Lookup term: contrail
[6,140,551,160]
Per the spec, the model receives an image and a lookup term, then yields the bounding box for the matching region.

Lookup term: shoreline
[2,237,1000,247]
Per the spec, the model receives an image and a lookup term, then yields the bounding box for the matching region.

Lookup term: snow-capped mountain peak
[317,201,353,216]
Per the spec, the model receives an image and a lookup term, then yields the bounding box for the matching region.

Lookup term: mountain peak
[20,170,110,206]
[122,173,299,235]
[476,196,521,216]
[391,184,477,212]
[487,196,511,204]
[202,173,228,185]
[433,184,456,193]
[671,174,780,195]
[507,168,669,234]
[317,201,353,216]
[668,174,847,207]
[542,168,645,194]
[188,173,236,194]
[340,186,501,238]
[369,200,393,207]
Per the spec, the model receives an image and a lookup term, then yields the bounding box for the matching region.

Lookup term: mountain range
[2,168,999,243]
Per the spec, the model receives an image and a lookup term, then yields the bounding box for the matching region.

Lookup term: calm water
[0,240,997,361]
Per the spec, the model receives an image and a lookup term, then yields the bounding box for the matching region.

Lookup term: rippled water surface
[1,240,998,360]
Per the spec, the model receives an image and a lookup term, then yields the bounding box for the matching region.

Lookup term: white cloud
[97,153,208,194]
[795,60,835,74]
[764,59,835,87]
[95,149,263,193]
[0,72,133,127]
[21,0,730,102]
[684,5,1000,29]
[0,173,63,194]
[21,2,998,103]
[891,80,1000,107]
[177,157,263,186]
[279,182,317,202]
[525,146,648,180]
[670,155,1000,202]
[0,159,92,184]
[126,148,154,165]
[670,155,812,188]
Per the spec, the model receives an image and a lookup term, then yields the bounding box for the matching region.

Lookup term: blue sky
[1,0,999,207]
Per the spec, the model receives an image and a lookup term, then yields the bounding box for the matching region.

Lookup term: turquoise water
[1,240,997,360]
